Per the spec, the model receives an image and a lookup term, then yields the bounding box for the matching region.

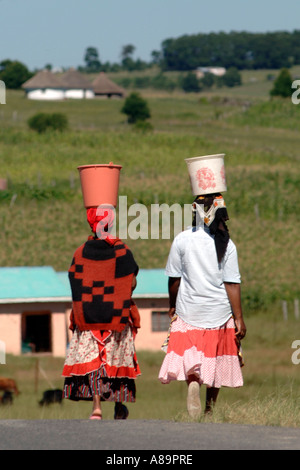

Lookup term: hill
[0,68,299,315]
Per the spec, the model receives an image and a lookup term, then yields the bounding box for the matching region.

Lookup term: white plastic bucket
[185,154,227,196]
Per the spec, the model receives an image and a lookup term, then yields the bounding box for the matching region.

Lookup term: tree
[121,44,136,59]
[121,44,136,71]
[151,73,176,92]
[121,92,151,124]
[270,68,293,98]
[160,31,300,71]
[200,72,215,89]
[0,60,32,89]
[84,47,101,73]
[151,50,162,65]
[181,72,201,92]
[222,67,242,87]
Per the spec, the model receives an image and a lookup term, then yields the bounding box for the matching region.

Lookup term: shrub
[133,120,154,132]
[270,68,293,98]
[151,74,176,91]
[28,113,50,133]
[200,72,215,89]
[28,113,68,133]
[222,67,242,87]
[133,76,151,89]
[48,113,68,131]
[121,92,151,124]
[181,72,202,93]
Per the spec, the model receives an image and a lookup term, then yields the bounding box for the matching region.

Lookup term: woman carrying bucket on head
[158,154,246,418]
[62,163,141,420]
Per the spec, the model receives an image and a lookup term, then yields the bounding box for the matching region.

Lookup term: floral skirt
[158,316,243,388]
[62,323,141,402]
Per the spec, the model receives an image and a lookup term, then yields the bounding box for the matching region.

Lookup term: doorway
[22,312,52,353]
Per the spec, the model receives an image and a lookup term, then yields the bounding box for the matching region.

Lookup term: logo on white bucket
[185,154,227,196]
[196,167,217,191]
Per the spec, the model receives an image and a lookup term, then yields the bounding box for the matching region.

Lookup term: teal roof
[0,267,168,303]
[57,268,168,298]
[0,266,70,303]
[134,269,168,298]
[56,271,72,293]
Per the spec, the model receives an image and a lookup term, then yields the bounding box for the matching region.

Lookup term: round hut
[22,70,65,100]
[61,68,94,99]
[92,72,125,98]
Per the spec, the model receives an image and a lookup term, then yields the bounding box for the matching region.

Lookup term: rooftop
[0,267,168,303]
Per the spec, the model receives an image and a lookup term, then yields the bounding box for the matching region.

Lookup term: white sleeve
[165,237,183,278]
[222,240,241,283]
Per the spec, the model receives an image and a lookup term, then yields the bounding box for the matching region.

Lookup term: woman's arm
[224,282,247,340]
[168,277,181,318]
[131,274,137,292]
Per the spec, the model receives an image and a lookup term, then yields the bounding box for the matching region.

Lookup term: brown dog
[0,378,20,396]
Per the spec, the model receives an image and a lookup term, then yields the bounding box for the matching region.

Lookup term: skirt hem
[158,316,243,388]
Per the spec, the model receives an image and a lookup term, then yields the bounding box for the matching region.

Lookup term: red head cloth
[86,206,116,243]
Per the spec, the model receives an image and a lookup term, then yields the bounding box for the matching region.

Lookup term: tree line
[160,30,300,71]
[70,31,300,73]
[2,30,300,90]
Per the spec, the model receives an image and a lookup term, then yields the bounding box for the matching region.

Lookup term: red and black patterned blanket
[68,237,139,332]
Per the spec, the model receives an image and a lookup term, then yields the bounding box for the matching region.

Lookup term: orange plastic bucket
[77,162,122,208]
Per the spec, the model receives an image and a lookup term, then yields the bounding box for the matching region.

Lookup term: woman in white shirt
[158,193,246,418]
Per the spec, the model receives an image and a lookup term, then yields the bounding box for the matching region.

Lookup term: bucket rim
[185,153,225,164]
[77,163,122,171]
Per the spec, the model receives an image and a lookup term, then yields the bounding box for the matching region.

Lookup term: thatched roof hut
[60,68,94,99]
[92,72,125,98]
[22,70,65,100]
[22,70,64,89]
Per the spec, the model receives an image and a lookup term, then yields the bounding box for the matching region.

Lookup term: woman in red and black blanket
[62,207,141,420]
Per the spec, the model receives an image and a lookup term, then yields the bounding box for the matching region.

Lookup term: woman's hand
[234,317,247,340]
[168,307,176,319]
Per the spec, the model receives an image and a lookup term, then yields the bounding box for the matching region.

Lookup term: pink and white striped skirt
[158,316,243,388]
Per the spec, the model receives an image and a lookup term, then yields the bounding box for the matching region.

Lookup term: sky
[1,0,300,71]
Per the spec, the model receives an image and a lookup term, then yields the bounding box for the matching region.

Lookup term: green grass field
[0,68,299,425]
[0,312,299,426]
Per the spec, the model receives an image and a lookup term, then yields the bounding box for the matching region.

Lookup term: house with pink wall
[0,267,170,357]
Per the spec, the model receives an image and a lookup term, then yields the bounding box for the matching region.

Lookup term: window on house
[151,311,170,332]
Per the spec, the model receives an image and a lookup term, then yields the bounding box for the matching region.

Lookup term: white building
[60,68,94,99]
[196,66,226,79]
[22,68,95,100]
[22,70,65,101]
